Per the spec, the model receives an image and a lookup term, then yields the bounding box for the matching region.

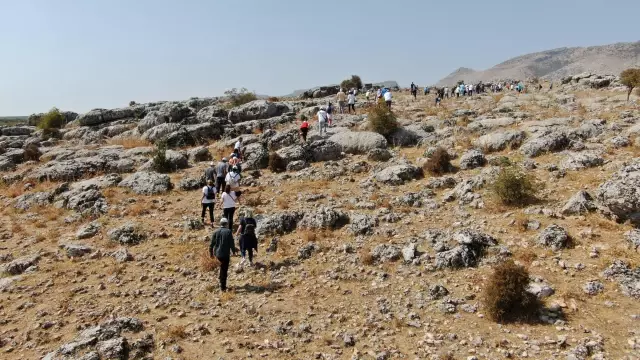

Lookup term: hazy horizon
[1,0,639,116]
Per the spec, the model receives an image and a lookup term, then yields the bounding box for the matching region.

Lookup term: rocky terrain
[437,41,640,85]
[1,76,640,360]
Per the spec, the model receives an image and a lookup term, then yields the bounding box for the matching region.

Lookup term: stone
[520,132,570,157]
[435,229,497,269]
[371,244,401,263]
[298,242,319,260]
[77,108,136,126]
[141,122,182,142]
[367,148,392,162]
[286,160,309,171]
[609,135,631,148]
[256,212,304,237]
[328,131,387,154]
[118,172,173,195]
[596,159,640,223]
[527,281,555,299]
[108,223,146,245]
[561,190,597,215]
[112,248,133,262]
[386,127,420,147]
[242,143,269,170]
[348,214,378,235]
[473,130,526,152]
[14,191,54,210]
[308,140,342,162]
[561,151,604,170]
[538,224,570,250]
[401,243,417,262]
[298,206,349,230]
[459,149,486,170]
[602,260,640,299]
[0,254,40,275]
[76,221,102,240]
[374,164,422,185]
[625,229,640,251]
[186,146,212,162]
[96,337,127,359]
[62,243,93,258]
[228,100,289,123]
[583,280,604,295]
[428,284,449,300]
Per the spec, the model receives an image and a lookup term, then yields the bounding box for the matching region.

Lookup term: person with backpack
[226,166,241,191]
[229,153,242,173]
[205,161,216,182]
[347,91,356,113]
[201,179,216,226]
[215,158,228,195]
[317,107,328,136]
[326,102,334,126]
[209,217,237,292]
[220,184,238,231]
[234,137,243,160]
[236,208,257,265]
[300,117,310,142]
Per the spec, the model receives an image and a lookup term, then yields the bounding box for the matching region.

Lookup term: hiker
[201,179,216,227]
[337,88,346,114]
[455,86,459,98]
[410,82,417,100]
[326,102,334,126]
[376,88,382,102]
[443,87,449,98]
[234,137,243,160]
[424,86,429,95]
[205,161,216,182]
[383,89,392,109]
[228,153,241,173]
[317,107,328,136]
[236,209,257,265]
[300,117,309,142]
[365,90,371,102]
[215,158,229,195]
[435,95,441,106]
[220,184,239,231]
[347,91,356,113]
[226,166,241,191]
[549,82,553,90]
[209,217,237,292]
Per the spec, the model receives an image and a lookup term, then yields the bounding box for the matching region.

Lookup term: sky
[1,0,639,115]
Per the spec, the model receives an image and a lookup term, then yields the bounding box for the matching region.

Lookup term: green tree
[37,107,65,131]
[340,75,363,90]
[224,87,258,107]
[620,68,640,102]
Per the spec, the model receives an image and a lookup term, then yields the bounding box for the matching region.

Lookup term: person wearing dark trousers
[220,184,238,231]
[209,217,237,292]
[236,209,258,265]
[215,158,229,195]
[201,179,216,227]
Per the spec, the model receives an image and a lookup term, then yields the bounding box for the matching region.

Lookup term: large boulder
[27,157,108,182]
[520,132,570,157]
[348,213,378,235]
[276,145,307,165]
[435,229,497,269]
[196,105,228,123]
[298,206,349,230]
[108,223,146,245]
[118,172,173,195]
[141,123,181,142]
[256,212,304,237]
[1,126,36,136]
[459,149,486,170]
[596,159,640,223]
[370,244,402,263]
[267,129,299,151]
[137,111,168,133]
[328,131,387,154]
[243,143,269,170]
[538,224,570,251]
[561,151,604,170]
[140,149,188,172]
[561,190,597,215]
[473,130,526,152]
[77,108,135,127]
[308,140,342,162]
[386,127,420,147]
[165,123,224,147]
[227,100,289,123]
[0,254,40,275]
[374,164,422,185]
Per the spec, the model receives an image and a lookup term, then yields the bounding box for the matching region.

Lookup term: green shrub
[423,147,452,175]
[367,104,399,136]
[340,75,363,90]
[225,87,258,107]
[492,166,540,205]
[268,152,286,173]
[151,140,171,173]
[129,101,137,106]
[37,107,65,131]
[483,260,539,323]
[620,68,640,101]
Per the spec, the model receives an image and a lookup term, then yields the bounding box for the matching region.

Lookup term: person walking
[225,166,241,191]
[215,158,229,195]
[201,179,216,227]
[347,91,356,113]
[233,137,243,160]
[383,89,392,110]
[317,107,328,136]
[337,88,346,114]
[300,117,310,142]
[326,102,334,126]
[236,209,257,265]
[365,90,371,102]
[220,184,238,231]
[209,217,237,292]
[205,161,216,182]
[410,82,417,101]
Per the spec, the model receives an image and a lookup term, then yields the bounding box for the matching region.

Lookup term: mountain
[436,41,640,86]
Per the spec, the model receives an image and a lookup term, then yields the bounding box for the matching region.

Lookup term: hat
[222,157,228,162]
[220,217,229,224]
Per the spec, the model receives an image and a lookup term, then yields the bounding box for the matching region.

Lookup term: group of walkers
[203,138,260,291]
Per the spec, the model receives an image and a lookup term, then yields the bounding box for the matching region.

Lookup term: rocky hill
[1,78,640,359]
[437,41,640,86]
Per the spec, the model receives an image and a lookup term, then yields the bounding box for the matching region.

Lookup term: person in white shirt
[220,184,239,230]
[365,90,371,102]
[383,90,392,109]
[376,88,382,102]
[225,166,241,191]
[201,179,216,227]
[444,87,449,98]
[317,108,328,135]
[347,91,356,113]
[233,137,243,159]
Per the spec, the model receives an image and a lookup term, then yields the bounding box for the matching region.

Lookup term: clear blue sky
[1,0,638,115]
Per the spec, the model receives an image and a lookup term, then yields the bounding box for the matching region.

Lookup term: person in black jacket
[236,209,258,265]
[209,218,237,291]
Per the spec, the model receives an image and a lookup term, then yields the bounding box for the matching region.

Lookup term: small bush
[492,166,540,205]
[200,251,220,272]
[483,260,539,323]
[423,147,452,175]
[225,87,258,107]
[151,140,171,173]
[367,103,399,136]
[23,144,41,161]
[268,96,280,102]
[37,107,65,131]
[300,114,307,121]
[268,152,286,173]
[129,101,136,106]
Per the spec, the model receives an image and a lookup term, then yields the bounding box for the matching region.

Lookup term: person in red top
[299,117,309,142]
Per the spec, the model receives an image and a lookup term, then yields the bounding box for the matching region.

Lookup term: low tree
[620,68,640,102]
[224,87,258,107]
[340,75,363,90]
[37,107,65,139]
[367,103,398,136]
[129,101,137,106]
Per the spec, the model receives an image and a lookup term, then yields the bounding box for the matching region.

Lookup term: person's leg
[201,203,206,222]
[247,248,253,263]
[228,207,235,230]
[217,257,229,291]
[208,203,214,223]
[223,207,230,224]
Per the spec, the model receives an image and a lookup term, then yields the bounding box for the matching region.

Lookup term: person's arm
[209,232,216,258]
[229,232,238,256]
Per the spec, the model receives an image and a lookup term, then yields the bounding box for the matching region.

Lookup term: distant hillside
[437,41,640,86]
[286,80,399,97]
[0,116,27,126]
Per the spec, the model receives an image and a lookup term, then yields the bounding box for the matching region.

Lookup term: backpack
[228,173,240,187]
[205,186,215,200]
[245,223,256,235]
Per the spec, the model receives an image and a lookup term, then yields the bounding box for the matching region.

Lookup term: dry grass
[220,291,236,302]
[128,202,149,216]
[514,250,538,266]
[44,207,65,222]
[11,222,24,234]
[423,147,452,175]
[275,197,289,209]
[107,137,151,149]
[483,260,539,323]
[360,249,374,266]
[301,231,316,243]
[165,324,187,341]
[243,193,266,207]
[200,251,219,272]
